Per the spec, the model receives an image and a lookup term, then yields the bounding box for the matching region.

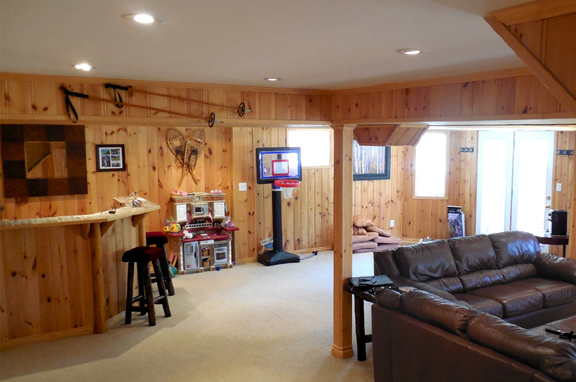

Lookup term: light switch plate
[556,183,562,192]
[239,182,247,192]
[390,219,395,227]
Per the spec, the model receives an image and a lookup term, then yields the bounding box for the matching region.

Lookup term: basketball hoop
[274,179,301,199]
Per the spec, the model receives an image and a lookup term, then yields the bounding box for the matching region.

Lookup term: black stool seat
[146,231,168,247]
[122,246,164,263]
[145,232,175,296]
[122,246,171,326]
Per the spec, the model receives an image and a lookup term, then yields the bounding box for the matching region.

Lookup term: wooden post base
[331,344,355,359]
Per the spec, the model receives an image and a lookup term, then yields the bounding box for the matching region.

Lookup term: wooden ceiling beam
[490,0,576,26]
[485,14,576,117]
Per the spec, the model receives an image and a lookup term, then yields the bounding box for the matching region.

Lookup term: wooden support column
[331,124,355,359]
[90,222,106,334]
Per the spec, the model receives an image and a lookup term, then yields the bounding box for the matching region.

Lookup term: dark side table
[344,282,377,362]
[533,232,570,258]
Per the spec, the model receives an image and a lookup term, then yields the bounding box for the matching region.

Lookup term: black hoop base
[257,250,300,266]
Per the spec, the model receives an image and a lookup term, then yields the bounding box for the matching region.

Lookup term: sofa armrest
[534,253,576,285]
[389,275,457,302]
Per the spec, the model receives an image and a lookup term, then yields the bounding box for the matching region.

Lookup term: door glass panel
[477,136,512,234]
[512,132,554,233]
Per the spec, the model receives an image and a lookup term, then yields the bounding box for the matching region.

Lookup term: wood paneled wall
[401,131,478,240]
[334,69,569,124]
[0,73,333,126]
[488,1,576,117]
[1,214,147,348]
[353,131,478,242]
[358,130,575,259]
[2,72,575,263]
[1,225,94,346]
[352,146,403,237]
[510,13,576,101]
[553,131,576,258]
[0,125,232,228]
[232,127,334,262]
[99,217,139,321]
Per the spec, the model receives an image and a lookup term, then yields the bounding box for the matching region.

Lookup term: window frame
[352,140,391,181]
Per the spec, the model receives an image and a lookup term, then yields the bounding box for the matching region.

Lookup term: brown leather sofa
[374,231,576,328]
[372,288,576,382]
[372,231,576,382]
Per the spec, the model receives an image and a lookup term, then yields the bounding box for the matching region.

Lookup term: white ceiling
[0,0,533,90]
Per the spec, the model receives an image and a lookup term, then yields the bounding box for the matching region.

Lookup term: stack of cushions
[353,215,401,253]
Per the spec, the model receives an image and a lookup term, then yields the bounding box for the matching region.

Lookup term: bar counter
[0,201,159,348]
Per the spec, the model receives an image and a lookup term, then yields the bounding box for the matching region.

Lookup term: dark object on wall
[105,83,250,117]
[1,124,88,198]
[60,85,217,126]
[556,150,574,155]
[550,210,568,236]
[448,205,465,237]
[96,144,126,172]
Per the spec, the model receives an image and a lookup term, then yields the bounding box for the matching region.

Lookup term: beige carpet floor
[1,251,376,382]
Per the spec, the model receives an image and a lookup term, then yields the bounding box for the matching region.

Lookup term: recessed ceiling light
[395,48,422,55]
[122,14,164,24]
[264,78,280,82]
[74,63,92,71]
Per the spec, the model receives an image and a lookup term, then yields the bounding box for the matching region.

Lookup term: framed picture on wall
[353,139,391,181]
[96,144,126,172]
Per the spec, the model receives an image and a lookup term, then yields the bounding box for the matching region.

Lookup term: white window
[414,131,448,198]
[287,129,331,167]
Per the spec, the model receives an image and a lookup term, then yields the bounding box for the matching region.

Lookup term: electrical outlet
[239,183,247,192]
[390,219,395,228]
[556,183,562,192]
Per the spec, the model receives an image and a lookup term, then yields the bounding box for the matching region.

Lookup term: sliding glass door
[476,131,554,235]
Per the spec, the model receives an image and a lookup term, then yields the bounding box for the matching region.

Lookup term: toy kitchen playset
[167,191,238,274]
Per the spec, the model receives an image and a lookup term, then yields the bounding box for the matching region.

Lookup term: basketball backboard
[256,147,302,184]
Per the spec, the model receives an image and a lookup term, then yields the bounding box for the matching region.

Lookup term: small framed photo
[96,144,126,172]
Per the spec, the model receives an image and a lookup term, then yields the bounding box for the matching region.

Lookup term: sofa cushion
[388,275,459,301]
[401,289,478,338]
[425,276,465,294]
[459,269,506,291]
[489,231,540,268]
[468,313,576,381]
[393,240,458,282]
[449,235,498,274]
[453,293,504,317]
[467,285,544,318]
[508,278,576,308]
[501,263,538,283]
[374,249,400,276]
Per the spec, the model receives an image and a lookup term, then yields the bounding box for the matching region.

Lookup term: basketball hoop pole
[257,183,300,266]
[272,184,284,253]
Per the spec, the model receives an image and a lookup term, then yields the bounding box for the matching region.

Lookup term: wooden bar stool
[146,231,175,296]
[122,246,171,326]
